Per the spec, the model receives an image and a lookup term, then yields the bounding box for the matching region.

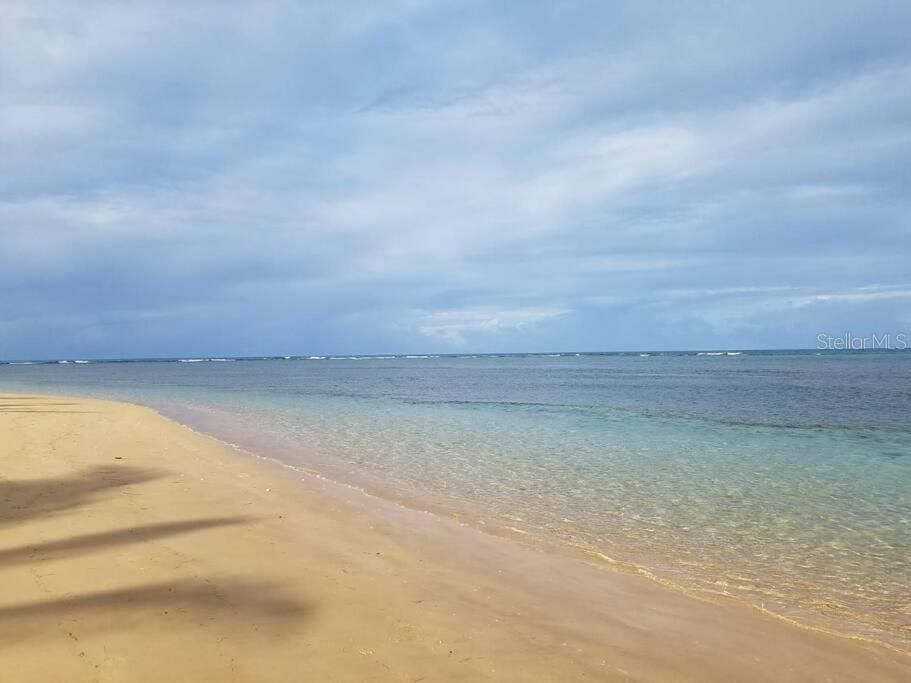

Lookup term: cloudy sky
[2,1,910,358]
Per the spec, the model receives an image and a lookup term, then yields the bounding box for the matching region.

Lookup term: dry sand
[0,393,908,682]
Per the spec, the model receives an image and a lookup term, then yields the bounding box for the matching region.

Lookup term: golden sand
[0,394,908,681]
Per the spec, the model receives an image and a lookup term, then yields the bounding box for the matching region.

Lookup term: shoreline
[1,393,909,681]
[154,396,911,656]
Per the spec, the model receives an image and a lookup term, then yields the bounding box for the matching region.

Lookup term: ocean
[2,350,909,650]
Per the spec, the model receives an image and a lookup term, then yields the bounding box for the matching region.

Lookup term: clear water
[2,352,909,650]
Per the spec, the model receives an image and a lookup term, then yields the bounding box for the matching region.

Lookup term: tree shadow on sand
[0,397,98,414]
[0,517,252,567]
[0,465,166,527]
[0,466,312,647]
[0,578,311,648]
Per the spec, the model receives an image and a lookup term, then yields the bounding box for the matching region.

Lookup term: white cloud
[414,307,571,345]
[783,184,875,202]
[654,284,911,334]
[0,2,909,355]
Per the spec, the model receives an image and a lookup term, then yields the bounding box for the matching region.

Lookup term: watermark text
[816,333,908,350]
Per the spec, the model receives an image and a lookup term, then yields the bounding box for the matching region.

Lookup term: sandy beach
[0,393,908,682]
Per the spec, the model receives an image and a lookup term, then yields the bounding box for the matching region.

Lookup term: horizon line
[3,347,910,364]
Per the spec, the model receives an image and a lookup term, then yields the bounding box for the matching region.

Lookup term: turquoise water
[2,352,909,649]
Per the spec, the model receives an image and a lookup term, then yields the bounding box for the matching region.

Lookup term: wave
[175,357,235,363]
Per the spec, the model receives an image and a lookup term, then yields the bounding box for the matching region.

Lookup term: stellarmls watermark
[816,333,908,350]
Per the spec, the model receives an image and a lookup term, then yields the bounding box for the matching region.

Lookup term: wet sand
[0,394,908,682]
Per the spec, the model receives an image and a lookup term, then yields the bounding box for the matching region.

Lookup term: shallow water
[3,351,909,649]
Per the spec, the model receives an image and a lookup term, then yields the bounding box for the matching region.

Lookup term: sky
[1,1,910,359]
